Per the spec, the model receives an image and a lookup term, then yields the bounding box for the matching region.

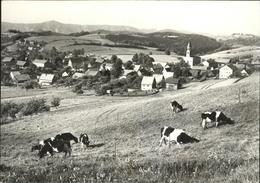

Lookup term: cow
[201,111,234,129]
[159,126,199,147]
[170,100,184,113]
[55,133,78,144]
[38,138,71,158]
[79,133,90,148]
[32,133,77,158]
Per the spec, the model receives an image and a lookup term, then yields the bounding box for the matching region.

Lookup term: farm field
[0,73,259,183]
[25,34,166,55]
[201,46,260,61]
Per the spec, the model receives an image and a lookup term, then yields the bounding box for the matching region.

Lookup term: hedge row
[1,98,50,124]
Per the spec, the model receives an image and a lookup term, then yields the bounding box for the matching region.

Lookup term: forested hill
[106,32,221,56]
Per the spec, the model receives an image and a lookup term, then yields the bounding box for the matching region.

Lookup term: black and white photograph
[1,1,259,182]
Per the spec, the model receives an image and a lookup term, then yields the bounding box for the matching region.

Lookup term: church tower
[186,42,191,58]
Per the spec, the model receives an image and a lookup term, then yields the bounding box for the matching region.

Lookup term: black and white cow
[31,133,77,158]
[79,133,90,148]
[201,111,234,129]
[38,138,71,158]
[170,100,184,113]
[159,126,199,147]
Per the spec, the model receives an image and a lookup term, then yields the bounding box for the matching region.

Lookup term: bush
[1,102,21,120]
[51,97,61,108]
[20,98,50,116]
[22,80,40,90]
[1,98,50,124]
[72,83,84,94]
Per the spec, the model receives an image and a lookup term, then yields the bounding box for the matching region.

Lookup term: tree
[132,53,138,63]
[165,49,171,55]
[172,60,190,78]
[111,58,123,79]
[124,60,134,70]
[110,55,118,64]
[153,63,164,74]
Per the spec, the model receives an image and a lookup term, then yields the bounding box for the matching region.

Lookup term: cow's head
[227,118,235,124]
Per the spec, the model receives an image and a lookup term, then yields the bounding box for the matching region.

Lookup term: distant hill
[106,32,221,56]
[1,20,142,34]
[215,33,260,46]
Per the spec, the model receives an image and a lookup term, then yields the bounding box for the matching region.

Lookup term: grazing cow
[201,111,234,129]
[159,126,199,147]
[79,133,90,148]
[170,100,184,113]
[55,133,78,144]
[38,138,71,158]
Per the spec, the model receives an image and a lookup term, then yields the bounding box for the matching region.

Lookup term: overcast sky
[2,1,260,36]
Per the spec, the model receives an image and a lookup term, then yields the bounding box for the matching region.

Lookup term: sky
[2,1,260,36]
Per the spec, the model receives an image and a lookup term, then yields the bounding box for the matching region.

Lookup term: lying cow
[201,111,234,129]
[159,126,199,147]
[170,100,184,113]
[79,133,90,148]
[38,138,71,158]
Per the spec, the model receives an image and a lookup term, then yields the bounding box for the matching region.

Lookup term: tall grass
[0,156,258,183]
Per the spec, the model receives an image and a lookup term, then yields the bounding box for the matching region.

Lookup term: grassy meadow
[0,72,259,183]
[25,34,165,55]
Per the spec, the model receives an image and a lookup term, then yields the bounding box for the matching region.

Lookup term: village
[1,36,256,97]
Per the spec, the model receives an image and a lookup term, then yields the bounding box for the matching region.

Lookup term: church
[182,42,194,68]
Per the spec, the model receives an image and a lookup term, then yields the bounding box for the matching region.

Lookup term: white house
[99,63,113,71]
[32,59,48,68]
[10,71,21,81]
[219,65,234,79]
[141,76,156,91]
[62,72,69,77]
[39,74,55,86]
[202,60,209,67]
[163,68,174,79]
[241,69,249,77]
[72,72,85,79]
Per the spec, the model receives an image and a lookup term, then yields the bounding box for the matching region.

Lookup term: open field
[26,34,165,55]
[0,73,259,183]
[201,46,260,61]
[57,44,164,55]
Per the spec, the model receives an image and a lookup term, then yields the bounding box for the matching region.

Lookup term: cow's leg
[159,136,165,147]
[202,119,207,129]
[174,107,177,113]
[168,140,171,148]
[81,142,84,149]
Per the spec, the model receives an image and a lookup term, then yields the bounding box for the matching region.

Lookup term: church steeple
[186,42,191,58]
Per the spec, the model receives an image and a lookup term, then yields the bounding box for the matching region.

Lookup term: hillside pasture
[79,34,115,45]
[26,34,165,55]
[201,46,260,61]
[0,73,259,183]
[58,44,165,55]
